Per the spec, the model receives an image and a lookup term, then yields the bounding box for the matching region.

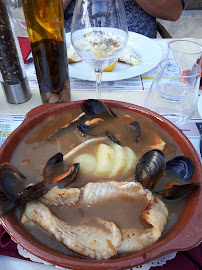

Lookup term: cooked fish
[67,45,82,63]
[24,181,168,259]
[118,196,168,252]
[21,202,122,260]
[40,186,80,206]
[118,47,141,66]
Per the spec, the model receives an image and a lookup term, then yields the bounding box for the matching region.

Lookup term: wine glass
[71,0,128,98]
[144,58,201,127]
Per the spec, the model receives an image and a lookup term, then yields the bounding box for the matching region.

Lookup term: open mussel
[48,99,116,141]
[81,99,117,118]
[0,162,25,200]
[106,131,122,146]
[43,153,79,187]
[165,156,194,182]
[42,153,63,180]
[135,150,165,189]
[155,183,200,200]
[0,162,47,217]
[52,163,80,187]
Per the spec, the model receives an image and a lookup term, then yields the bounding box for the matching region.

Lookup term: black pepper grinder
[0,0,31,104]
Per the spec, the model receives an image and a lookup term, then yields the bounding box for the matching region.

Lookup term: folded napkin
[0,224,201,268]
[17,37,31,64]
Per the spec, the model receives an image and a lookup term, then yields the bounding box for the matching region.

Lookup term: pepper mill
[0,0,31,104]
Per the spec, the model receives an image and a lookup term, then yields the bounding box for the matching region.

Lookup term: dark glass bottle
[21,0,71,103]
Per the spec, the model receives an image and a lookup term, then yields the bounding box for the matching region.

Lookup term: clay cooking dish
[0,100,201,270]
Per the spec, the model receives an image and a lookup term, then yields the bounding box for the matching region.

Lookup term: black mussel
[48,112,86,141]
[81,99,117,118]
[155,183,200,200]
[0,162,47,217]
[165,156,194,182]
[76,123,95,140]
[0,191,17,217]
[43,153,63,180]
[135,150,165,189]
[48,99,115,141]
[106,131,122,146]
[128,121,140,143]
[18,181,47,203]
[0,162,25,200]
[52,163,80,187]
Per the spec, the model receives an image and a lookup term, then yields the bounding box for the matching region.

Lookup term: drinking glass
[71,0,128,98]
[144,58,201,127]
[167,39,202,71]
[8,0,27,32]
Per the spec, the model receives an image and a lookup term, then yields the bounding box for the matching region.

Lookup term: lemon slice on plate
[103,59,118,72]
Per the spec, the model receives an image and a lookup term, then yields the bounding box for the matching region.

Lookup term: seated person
[63,0,188,38]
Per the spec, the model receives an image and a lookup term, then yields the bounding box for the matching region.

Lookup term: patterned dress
[64,0,188,38]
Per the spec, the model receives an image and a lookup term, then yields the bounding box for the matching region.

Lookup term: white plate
[66,32,162,81]
[198,94,202,118]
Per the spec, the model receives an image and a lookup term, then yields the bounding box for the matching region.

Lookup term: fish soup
[8,103,191,259]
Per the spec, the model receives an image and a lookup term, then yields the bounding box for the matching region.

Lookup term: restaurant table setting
[0,0,202,269]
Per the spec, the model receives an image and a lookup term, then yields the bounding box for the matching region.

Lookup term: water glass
[144,58,201,127]
[167,39,202,71]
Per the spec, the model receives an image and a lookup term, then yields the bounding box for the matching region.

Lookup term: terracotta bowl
[0,100,201,270]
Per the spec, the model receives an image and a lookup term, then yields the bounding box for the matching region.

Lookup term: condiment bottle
[21,0,71,103]
[0,0,31,104]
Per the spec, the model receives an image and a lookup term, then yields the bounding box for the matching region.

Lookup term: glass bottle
[21,0,71,103]
[0,0,31,104]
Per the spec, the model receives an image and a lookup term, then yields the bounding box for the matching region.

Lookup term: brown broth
[10,108,185,257]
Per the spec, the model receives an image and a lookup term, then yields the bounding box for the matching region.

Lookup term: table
[0,37,201,270]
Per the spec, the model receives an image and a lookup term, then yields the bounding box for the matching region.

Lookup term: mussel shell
[155,183,200,200]
[128,121,140,143]
[76,123,95,139]
[53,163,80,187]
[81,99,117,118]
[0,190,16,217]
[135,150,165,189]
[106,131,122,146]
[165,156,194,182]
[0,162,26,200]
[19,181,47,203]
[43,153,63,180]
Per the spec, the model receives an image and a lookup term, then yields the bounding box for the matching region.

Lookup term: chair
[157,0,202,38]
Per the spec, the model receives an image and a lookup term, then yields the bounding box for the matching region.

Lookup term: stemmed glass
[71,0,128,98]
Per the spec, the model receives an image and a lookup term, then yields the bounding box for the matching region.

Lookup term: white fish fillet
[118,47,141,66]
[21,202,122,260]
[25,181,168,258]
[118,196,168,252]
[82,181,152,205]
[41,186,80,206]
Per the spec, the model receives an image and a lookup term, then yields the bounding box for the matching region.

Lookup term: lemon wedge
[103,59,118,72]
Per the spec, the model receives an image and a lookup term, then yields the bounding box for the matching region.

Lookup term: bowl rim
[0,99,201,270]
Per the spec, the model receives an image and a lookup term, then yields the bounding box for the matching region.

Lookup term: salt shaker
[0,0,31,104]
[21,0,71,104]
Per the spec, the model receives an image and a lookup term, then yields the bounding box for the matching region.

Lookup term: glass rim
[168,39,202,55]
[159,58,201,78]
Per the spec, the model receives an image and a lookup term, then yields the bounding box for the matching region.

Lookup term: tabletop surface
[0,37,201,270]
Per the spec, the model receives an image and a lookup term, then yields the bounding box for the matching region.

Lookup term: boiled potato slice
[95,144,114,174]
[73,154,96,174]
[109,143,126,177]
[124,146,137,173]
